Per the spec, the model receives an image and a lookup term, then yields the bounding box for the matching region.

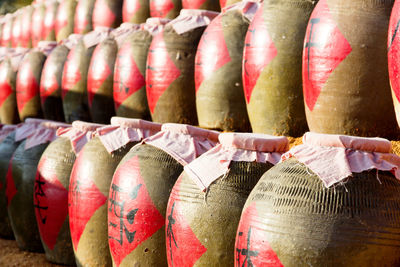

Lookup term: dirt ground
[0,238,66,267]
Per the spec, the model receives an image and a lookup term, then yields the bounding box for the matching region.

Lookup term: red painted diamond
[150,0,174,18]
[146,31,181,114]
[0,62,13,108]
[61,47,82,99]
[195,15,231,93]
[5,157,16,207]
[243,6,277,104]
[108,156,165,266]
[388,0,400,103]
[165,175,207,267]
[302,0,352,111]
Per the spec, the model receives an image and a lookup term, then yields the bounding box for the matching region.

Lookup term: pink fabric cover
[36,41,58,56]
[184,133,289,191]
[142,18,171,36]
[83,27,113,48]
[96,117,162,153]
[25,120,70,150]
[144,123,220,166]
[15,118,49,142]
[0,47,13,61]
[57,121,103,155]
[60,33,83,49]
[282,132,400,188]
[222,0,260,21]
[169,9,219,35]
[112,23,141,47]
[8,47,29,71]
[0,125,17,142]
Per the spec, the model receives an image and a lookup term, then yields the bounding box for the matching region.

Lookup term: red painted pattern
[16,58,40,114]
[108,156,164,267]
[302,0,352,111]
[235,202,283,267]
[150,0,174,18]
[388,0,400,103]
[195,15,231,93]
[61,47,82,99]
[31,5,44,47]
[68,154,108,250]
[243,6,277,104]
[43,1,57,40]
[34,157,69,250]
[123,0,141,22]
[219,0,227,9]
[55,1,69,37]
[146,31,181,113]
[0,62,13,108]
[40,58,60,105]
[5,157,16,207]
[182,0,207,9]
[20,8,32,48]
[92,0,117,28]
[113,42,146,110]
[11,15,22,47]
[165,176,207,267]
[74,0,90,34]
[87,45,113,107]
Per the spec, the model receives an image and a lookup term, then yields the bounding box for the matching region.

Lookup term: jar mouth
[219,132,289,153]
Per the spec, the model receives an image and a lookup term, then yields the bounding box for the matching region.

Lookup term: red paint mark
[195,15,231,93]
[93,0,117,28]
[146,32,181,114]
[113,42,146,110]
[43,2,57,40]
[108,156,165,267]
[61,47,82,99]
[74,0,90,34]
[5,157,16,207]
[87,45,113,107]
[55,1,69,36]
[388,0,400,103]
[302,0,352,111]
[16,59,40,113]
[40,60,59,105]
[182,0,207,9]
[68,155,108,250]
[219,0,227,9]
[243,6,277,104]
[21,10,32,48]
[165,176,207,267]
[150,0,174,18]
[0,62,13,107]
[34,157,69,250]
[235,203,283,267]
[123,0,141,22]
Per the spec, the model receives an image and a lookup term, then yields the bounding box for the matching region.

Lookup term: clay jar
[195,1,258,132]
[0,48,28,124]
[146,9,218,124]
[20,6,33,48]
[235,132,400,266]
[114,18,169,119]
[92,0,123,28]
[108,123,219,267]
[150,0,182,19]
[303,0,397,138]
[182,0,220,11]
[68,117,161,267]
[55,0,77,42]
[16,41,57,121]
[31,3,45,47]
[61,28,111,123]
[7,120,69,252]
[123,0,150,23]
[243,0,315,136]
[0,125,18,239]
[43,0,59,41]
[87,24,139,124]
[388,0,400,129]
[74,0,96,34]
[11,9,22,48]
[34,121,101,265]
[166,133,288,266]
[2,14,14,48]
